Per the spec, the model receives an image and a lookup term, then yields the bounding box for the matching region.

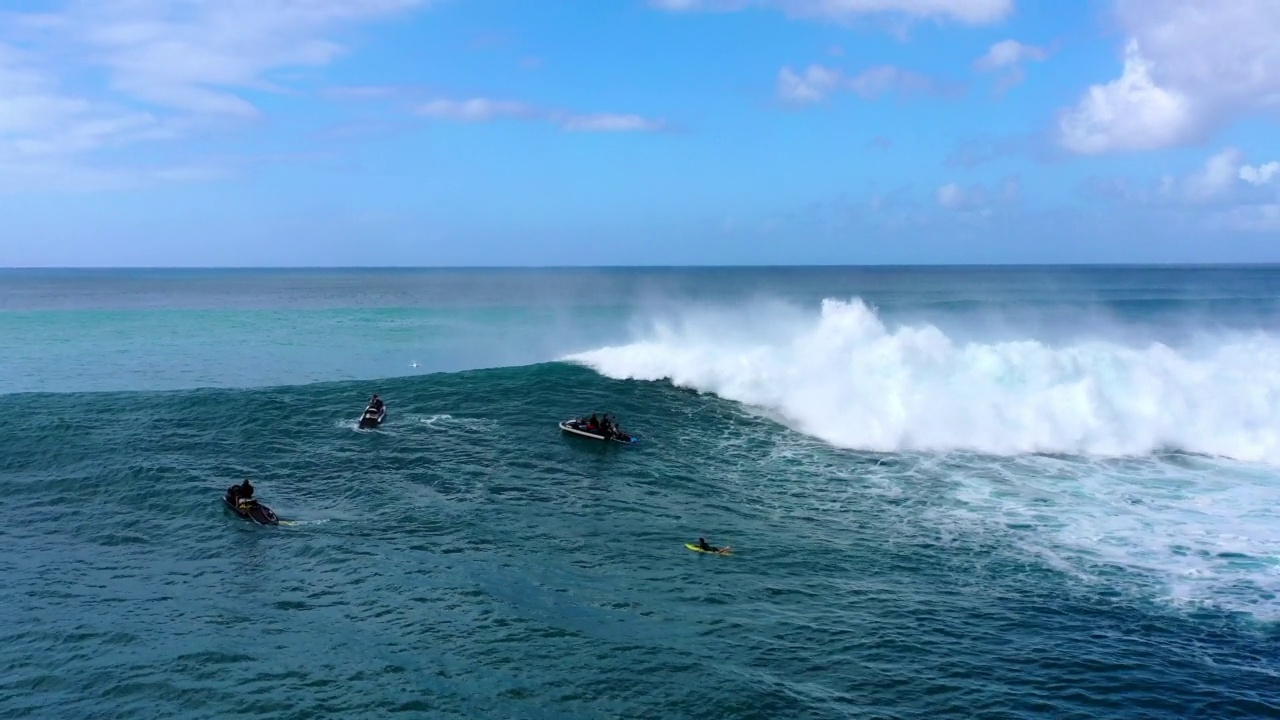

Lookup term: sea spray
[568,298,1280,463]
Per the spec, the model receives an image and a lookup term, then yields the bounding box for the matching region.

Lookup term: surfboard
[685,543,731,555]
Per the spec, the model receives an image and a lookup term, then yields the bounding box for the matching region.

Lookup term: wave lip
[567,297,1280,463]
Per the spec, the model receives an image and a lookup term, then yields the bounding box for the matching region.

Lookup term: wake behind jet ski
[359,393,386,429]
[559,413,638,444]
[223,479,279,525]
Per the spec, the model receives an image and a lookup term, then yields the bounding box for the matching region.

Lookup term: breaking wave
[568,298,1280,464]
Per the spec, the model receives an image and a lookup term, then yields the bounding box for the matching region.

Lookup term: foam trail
[943,453,1280,617]
[568,298,1280,463]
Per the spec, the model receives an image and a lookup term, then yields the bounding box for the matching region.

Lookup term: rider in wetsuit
[606,416,629,441]
[695,537,731,553]
[227,479,254,507]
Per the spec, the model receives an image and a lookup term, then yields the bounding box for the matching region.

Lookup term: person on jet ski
[605,415,628,439]
[228,479,254,506]
[369,394,384,412]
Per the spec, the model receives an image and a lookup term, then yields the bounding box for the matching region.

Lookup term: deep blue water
[3,267,1280,718]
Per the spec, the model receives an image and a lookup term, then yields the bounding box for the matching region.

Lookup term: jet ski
[358,403,385,429]
[224,490,279,525]
[559,418,639,444]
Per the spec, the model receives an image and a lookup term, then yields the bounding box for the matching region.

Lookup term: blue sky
[0,0,1277,266]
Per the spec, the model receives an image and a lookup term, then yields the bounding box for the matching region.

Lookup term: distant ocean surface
[3,266,1280,719]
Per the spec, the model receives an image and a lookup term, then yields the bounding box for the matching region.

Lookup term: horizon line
[5,261,1280,271]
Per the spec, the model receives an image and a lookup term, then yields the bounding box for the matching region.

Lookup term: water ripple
[2,366,1279,718]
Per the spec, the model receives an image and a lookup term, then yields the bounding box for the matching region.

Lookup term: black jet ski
[224,490,279,525]
[559,417,639,444]
[359,403,385,429]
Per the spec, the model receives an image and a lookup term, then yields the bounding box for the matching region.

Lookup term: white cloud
[650,0,748,9]
[1087,146,1280,233]
[1155,147,1280,203]
[1180,147,1244,201]
[0,44,152,149]
[415,98,535,122]
[0,1,665,191]
[414,97,668,133]
[1217,204,1280,232]
[973,39,1047,92]
[557,113,667,132]
[1058,40,1194,155]
[777,63,948,103]
[974,39,1045,71]
[1241,162,1280,186]
[847,65,941,98]
[650,0,1012,24]
[1058,0,1280,154]
[777,64,843,103]
[68,0,428,117]
[936,182,964,209]
[935,176,1019,211]
[0,1,433,190]
[0,40,183,190]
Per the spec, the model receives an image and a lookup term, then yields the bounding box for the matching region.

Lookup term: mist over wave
[568,298,1280,464]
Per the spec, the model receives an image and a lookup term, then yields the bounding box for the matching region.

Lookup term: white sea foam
[417,413,496,432]
[943,454,1280,617]
[568,297,1280,463]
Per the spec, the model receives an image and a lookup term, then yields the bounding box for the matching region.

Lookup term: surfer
[604,416,630,442]
[697,537,730,554]
[603,415,633,441]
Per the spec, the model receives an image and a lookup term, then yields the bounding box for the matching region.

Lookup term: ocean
[2,266,1279,719]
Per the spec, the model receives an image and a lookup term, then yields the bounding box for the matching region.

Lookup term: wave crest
[567,298,1280,463]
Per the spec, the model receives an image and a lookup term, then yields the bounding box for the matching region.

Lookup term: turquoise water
[3,267,1280,718]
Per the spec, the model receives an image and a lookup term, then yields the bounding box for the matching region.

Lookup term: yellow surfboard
[685,543,731,556]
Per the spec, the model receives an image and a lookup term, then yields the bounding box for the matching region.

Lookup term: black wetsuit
[228,484,254,506]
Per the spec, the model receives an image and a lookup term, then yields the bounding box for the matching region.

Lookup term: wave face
[569,297,1280,463]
